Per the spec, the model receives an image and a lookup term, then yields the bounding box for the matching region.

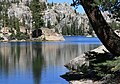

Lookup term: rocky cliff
[43,2,91,36]
[7,2,32,29]
[0,0,117,38]
[0,0,92,36]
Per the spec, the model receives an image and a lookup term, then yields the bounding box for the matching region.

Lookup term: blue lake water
[0,36,101,84]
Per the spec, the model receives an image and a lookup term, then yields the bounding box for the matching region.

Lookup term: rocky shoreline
[64,45,109,71]
[0,36,65,42]
[61,45,120,84]
[0,28,65,42]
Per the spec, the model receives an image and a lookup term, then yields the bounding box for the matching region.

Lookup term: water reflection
[0,42,44,84]
[42,43,99,66]
[0,41,100,84]
[32,43,44,84]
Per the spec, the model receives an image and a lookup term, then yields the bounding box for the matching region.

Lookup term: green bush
[16,32,29,40]
[9,32,29,40]
[9,33,16,40]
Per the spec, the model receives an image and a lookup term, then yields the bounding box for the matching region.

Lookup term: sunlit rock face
[43,3,90,35]
[0,0,47,28]
[0,0,91,35]
[7,2,32,29]
[40,28,65,41]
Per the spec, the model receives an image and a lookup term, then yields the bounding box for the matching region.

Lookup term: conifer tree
[30,0,44,29]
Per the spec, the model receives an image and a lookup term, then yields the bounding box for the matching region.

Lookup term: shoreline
[0,35,98,43]
[0,35,65,42]
[61,45,120,84]
[0,39,65,43]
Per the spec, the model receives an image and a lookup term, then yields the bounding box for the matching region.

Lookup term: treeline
[62,22,120,36]
[62,21,93,36]
[62,24,84,36]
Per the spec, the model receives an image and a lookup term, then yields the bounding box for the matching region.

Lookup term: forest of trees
[0,0,120,40]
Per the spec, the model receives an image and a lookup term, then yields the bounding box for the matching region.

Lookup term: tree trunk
[80,0,120,55]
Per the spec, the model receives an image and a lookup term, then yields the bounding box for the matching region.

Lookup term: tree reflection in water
[32,43,44,84]
[0,41,100,84]
[0,42,44,84]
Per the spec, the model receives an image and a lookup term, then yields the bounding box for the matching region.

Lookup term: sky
[47,0,85,14]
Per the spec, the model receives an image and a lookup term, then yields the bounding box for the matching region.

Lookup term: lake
[0,36,101,84]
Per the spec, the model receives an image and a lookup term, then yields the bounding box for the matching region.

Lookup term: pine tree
[30,0,44,29]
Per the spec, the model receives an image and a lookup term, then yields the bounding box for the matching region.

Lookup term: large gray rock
[65,45,109,71]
